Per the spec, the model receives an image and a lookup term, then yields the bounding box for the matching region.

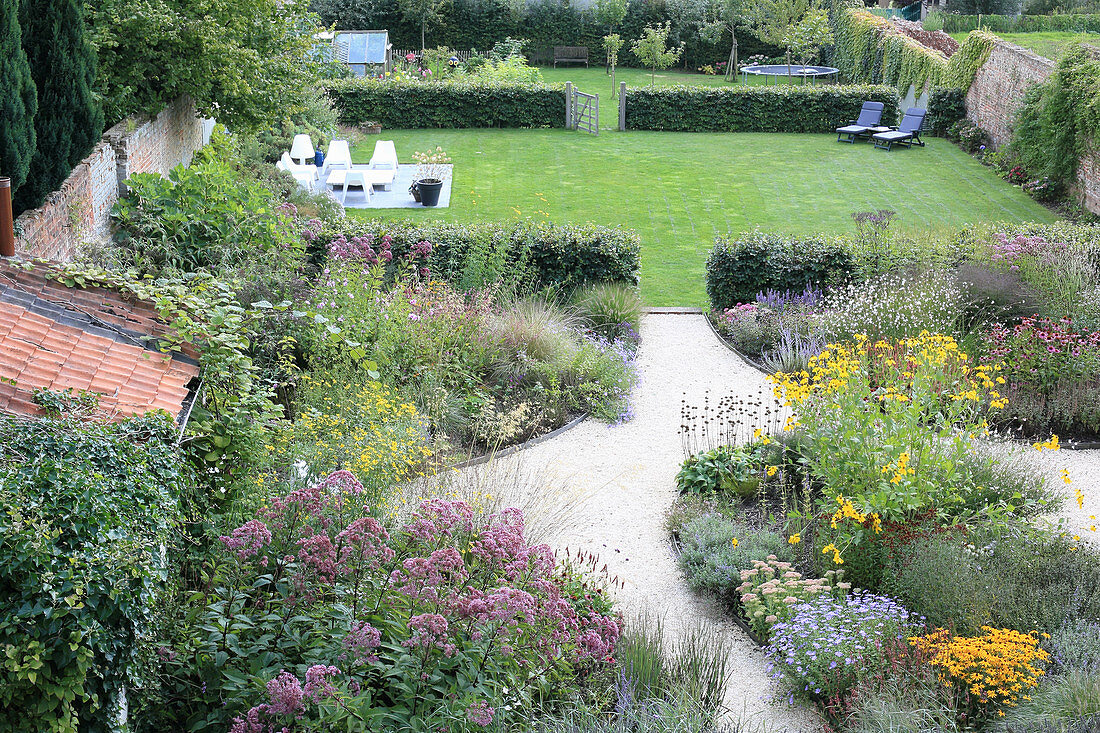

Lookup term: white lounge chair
[320,140,353,180]
[277,151,318,192]
[367,140,398,190]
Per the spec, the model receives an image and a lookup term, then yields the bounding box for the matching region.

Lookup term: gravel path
[470,313,821,732]
[1019,443,1100,549]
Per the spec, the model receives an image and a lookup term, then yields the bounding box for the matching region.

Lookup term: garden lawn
[949,31,1100,60]
[537,65,756,90]
[349,130,1057,306]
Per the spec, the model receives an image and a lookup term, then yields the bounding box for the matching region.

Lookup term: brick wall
[966,37,1100,213]
[14,97,209,261]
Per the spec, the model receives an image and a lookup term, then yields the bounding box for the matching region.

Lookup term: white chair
[320,140,353,179]
[367,140,398,190]
[290,134,315,165]
[277,152,317,192]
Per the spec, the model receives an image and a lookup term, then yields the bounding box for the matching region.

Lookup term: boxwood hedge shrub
[316,219,640,291]
[624,84,900,132]
[706,231,855,309]
[324,79,567,129]
[0,412,189,732]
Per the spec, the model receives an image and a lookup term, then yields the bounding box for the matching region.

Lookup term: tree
[604,33,624,96]
[0,0,36,195]
[744,0,832,74]
[703,0,747,81]
[398,0,450,50]
[86,0,320,132]
[632,22,684,85]
[14,0,103,215]
[595,0,628,72]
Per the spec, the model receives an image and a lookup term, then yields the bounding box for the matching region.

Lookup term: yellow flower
[731,537,739,548]
[788,533,800,545]
[766,465,779,477]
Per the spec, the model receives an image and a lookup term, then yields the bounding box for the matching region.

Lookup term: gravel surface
[469,313,821,732]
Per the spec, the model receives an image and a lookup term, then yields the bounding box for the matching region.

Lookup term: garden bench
[554,46,589,67]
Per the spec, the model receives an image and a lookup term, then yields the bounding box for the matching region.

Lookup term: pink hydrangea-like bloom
[406,613,456,656]
[336,516,394,569]
[342,621,382,665]
[404,499,474,541]
[219,519,272,561]
[466,700,494,726]
[297,533,339,583]
[265,671,305,716]
[303,664,340,702]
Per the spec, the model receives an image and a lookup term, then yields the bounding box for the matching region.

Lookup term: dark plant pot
[409,182,421,202]
[418,179,443,207]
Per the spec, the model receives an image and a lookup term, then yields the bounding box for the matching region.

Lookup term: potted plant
[411,147,452,207]
[360,120,382,135]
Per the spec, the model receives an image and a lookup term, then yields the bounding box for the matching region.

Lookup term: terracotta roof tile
[0,262,201,421]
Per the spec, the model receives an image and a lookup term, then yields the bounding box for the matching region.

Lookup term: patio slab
[320,165,452,209]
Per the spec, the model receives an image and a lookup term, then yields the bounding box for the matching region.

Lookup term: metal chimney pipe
[0,178,14,258]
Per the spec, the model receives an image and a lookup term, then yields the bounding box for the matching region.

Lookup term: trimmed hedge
[624,84,900,132]
[324,79,566,129]
[316,220,641,290]
[706,231,855,310]
[938,13,1100,33]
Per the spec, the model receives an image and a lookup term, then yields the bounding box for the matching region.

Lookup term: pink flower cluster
[991,232,1065,270]
[466,700,494,726]
[218,471,622,726]
[328,233,395,265]
[983,315,1100,390]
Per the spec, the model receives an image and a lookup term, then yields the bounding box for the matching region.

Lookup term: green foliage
[111,160,303,282]
[594,0,629,30]
[13,0,103,215]
[399,0,448,49]
[0,0,36,194]
[624,83,899,131]
[744,0,832,64]
[997,671,1100,730]
[882,534,995,635]
[831,10,994,93]
[571,281,643,341]
[705,230,855,310]
[1050,618,1100,673]
[632,22,684,83]
[86,0,320,130]
[1010,43,1100,186]
[0,413,187,733]
[937,12,1100,34]
[945,0,1022,13]
[927,85,968,135]
[240,86,339,165]
[675,442,773,496]
[325,78,566,128]
[675,512,792,605]
[316,219,641,293]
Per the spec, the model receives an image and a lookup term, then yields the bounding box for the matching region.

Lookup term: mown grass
[348,129,1057,306]
[949,31,1100,60]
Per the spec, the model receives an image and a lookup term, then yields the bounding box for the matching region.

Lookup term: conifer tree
[14,0,104,214]
[0,0,37,195]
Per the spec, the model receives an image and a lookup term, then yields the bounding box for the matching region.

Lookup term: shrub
[159,473,621,731]
[0,413,187,733]
[766,592,920,703]
[882,534,995,636]
[705,231,855,311]
[316,220,641,294]
[324,78,567,128]
[675,514,791,606]
[1050,619,1100,674]
[624,83,900,132]
[937,13,1100,34]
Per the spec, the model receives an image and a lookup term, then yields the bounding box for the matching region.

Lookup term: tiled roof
[0,260,200,420]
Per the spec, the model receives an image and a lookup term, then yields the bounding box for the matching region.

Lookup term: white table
[326,169,395,202]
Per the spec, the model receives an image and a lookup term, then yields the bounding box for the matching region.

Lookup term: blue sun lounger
[873,108,927,151]
[836,102,885,143]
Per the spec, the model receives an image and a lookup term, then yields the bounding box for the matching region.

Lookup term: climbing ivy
[1010,43,1100,186]
[831,10,995,93]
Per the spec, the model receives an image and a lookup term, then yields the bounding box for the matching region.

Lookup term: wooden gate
[573,90,598,135]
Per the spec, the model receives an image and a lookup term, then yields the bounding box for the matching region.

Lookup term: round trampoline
[740,64,839,85]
